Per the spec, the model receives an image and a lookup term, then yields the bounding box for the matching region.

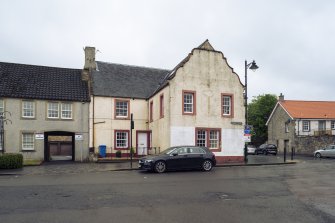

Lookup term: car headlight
[144,159,153,164]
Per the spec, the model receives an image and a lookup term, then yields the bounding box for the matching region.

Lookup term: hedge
[0,153,23,169]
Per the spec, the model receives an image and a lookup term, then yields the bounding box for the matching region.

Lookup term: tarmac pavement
[0,154,301,176]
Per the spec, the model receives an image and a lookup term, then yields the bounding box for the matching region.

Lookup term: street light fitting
[248,60,259,71]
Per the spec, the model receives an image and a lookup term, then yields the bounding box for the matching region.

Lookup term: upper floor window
[331,120,335,130]
[150,101,153,122]
[47,102,73,120]
[182,90,196,115]
[22,133,34,151]
[115,100,129,119]
[22,101,35,118]
[285,123,289,133]
[221,94,234,117]
[318,121,326,131]
[48,102,59,118]
[0,99,4,114]
[160,94,164,118]
[302,120,310,132]
[61,103,72,119]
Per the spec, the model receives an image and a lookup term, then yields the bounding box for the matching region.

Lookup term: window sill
[21,150,36,152]
[114,148,130,150]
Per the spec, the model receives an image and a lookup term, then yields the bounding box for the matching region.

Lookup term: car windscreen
[160,147,177,155]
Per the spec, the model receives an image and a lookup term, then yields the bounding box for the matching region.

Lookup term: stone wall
[294,135,335,154]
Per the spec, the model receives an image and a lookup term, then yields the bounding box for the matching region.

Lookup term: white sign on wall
[75,134,83,141]
[35,133,44,140]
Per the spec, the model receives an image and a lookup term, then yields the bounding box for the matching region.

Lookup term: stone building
[0,62,90,162]
[266,94,335,154]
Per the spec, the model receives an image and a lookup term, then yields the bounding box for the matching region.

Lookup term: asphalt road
[1,158,335,223]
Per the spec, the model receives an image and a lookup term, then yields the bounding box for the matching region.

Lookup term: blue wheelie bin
[99,145,106,158]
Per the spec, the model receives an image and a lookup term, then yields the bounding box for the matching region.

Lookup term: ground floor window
[22,133,34,151]
[115,130,129,149]
[195,128,221,152]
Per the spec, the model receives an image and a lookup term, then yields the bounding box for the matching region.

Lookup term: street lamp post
[244,60,258,162]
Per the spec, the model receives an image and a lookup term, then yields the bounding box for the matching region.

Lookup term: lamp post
[244,60,258,162]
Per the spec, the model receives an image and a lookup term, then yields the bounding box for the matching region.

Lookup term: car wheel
[202,160,213,171]
[315,152,322,159]
[154,161,166,173]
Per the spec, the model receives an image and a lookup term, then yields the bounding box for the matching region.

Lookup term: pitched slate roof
[92,61,170,99]
[0,62,90,102]
[280,100,335,119]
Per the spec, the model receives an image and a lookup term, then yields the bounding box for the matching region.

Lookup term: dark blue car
[139,146,216,173]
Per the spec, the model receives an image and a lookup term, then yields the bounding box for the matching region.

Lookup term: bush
[0,153,23,169]
[115,150,122,158]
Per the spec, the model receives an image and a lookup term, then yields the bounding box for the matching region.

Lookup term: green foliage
[0,153,23,169]
[115,150,122,158]
[248,94,277,145]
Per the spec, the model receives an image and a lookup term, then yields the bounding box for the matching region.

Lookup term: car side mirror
[172,152,178,156]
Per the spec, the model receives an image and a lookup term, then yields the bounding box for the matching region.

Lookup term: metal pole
[130,113,133,169]
[244,60,248,162]
[0,114,4,153]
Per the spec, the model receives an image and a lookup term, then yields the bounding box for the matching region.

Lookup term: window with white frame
[115,131,128,148]
[302,120,310,132]
[48,102,59,118]
[209,130,219,148]
[22,133,34,151]
[331,121,335,130]
[222,96,232,116]
[115,101,129,118]
[196,128,221,150]
[22,101,35,118]
[61,103,72,119]
[183,92,195,114]
[196,130,206,147]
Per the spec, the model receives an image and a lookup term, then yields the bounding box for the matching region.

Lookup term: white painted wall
[170,126,195,146]
[296,119,335,136]
[220,129,244,156]
[170,126,244,156]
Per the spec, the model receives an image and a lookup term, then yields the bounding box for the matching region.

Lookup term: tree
[248,94,277,146]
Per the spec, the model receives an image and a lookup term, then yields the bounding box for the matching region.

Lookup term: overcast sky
[1,0,334,101]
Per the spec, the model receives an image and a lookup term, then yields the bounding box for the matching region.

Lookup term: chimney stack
[84,46,96,70]
[278,93,284,101]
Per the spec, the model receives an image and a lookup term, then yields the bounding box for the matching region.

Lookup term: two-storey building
[266,94,335,154]
[87,40,246,163]
[0,62,90,162]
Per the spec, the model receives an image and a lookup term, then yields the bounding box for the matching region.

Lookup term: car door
[165,147,188,170]
[322,146,332,157]
[187,147,205,168]
[330,145,335,157]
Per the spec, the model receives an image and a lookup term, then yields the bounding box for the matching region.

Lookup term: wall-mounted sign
[75,134,83,141]
[35,133,44,140]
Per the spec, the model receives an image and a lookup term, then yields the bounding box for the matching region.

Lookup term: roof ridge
[282,100,335,103]
[96,61,170,72]
[0,61,80,71]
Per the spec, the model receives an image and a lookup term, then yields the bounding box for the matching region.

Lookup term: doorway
[44,131,75,161]
[136,131,151,156]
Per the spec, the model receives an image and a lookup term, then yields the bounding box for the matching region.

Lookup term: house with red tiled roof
[266,94,335,154]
